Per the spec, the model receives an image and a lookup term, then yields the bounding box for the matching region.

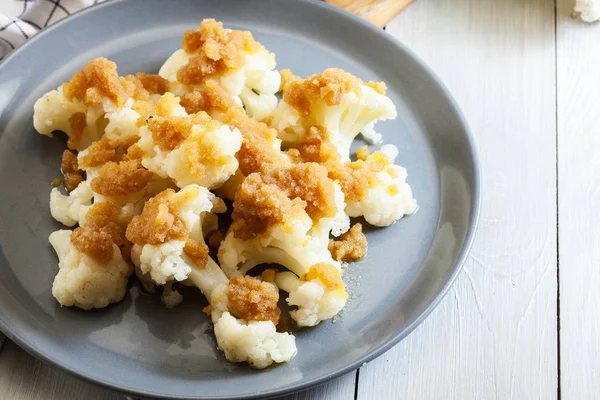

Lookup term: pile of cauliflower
[34,19,417,370]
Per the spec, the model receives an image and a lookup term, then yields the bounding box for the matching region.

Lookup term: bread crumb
[329,223,367,262]
[90,160,153,196]
[70,202,124,262]
[183,239,209,268]
[302,263,345,291]
[227,275,280,324]
[61,150,84,191]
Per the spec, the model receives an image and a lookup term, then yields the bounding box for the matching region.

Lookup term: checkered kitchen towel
[0,0,104,59]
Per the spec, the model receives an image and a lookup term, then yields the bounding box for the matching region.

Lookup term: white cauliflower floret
[159,19,281,120]
[136,240,191,285]
[33,58,146,151]
[136,95,242,189]
[218,163,348,278]
[275,268,348,327]
[576,0,600,22]
[50,181,94,227]
[127,184,216,285]
[217,163,349,326]
[49,229,131,310]
[186,260,296,369]
[214,311,296,369]
[344,145,417,227]
[270,68,396,161]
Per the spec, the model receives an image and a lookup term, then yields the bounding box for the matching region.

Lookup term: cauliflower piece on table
[217,162,350,326]
[269,68,396,161]
[34,58,169,151]
[135,93,242,190]
[575,0,600,22]
[159,19,281,121]
[49,202,133,310]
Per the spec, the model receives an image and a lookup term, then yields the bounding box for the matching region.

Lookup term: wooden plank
[325,0,414,27]
[0,341,122,400]
[358,0,558,398]
[556,2,600,399]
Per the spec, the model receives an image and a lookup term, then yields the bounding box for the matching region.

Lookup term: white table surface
[2,0,599,398]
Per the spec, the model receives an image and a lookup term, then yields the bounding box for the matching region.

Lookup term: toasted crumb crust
[125,189,187,245]
[328,223,367,263]
[135,72,170,95]
[279,69,300,94]
[227,275,280,324]
[180,81,285,175]
[302,263,345,291]
[90,160,153,196]
[78,136,139,169]
[231,163,336,239]
[292,125,393,204]
[183,239,209,268]
[177,19,262,85]
[61,150,83,192]
[67,112,87,150]
[283,68,386,116]
[63,58,131,107]
[71,202,124,262]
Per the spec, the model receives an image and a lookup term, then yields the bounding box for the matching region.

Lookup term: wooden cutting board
[325,0,413,27]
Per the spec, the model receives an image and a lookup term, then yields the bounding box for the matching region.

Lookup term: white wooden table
[1,0,599,398]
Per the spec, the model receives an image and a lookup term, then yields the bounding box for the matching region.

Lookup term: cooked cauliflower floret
[270,68,396,161]
[159,19,281,120]
[50,181,94,227]
[127,184,216,285]
[576,0,600,22]
[218,163,348,278]
[217,163,349,326]
[289,126,416,227]
[214,311,296,369]
[341,144,417,227]
[136,94,242,189]
[49,203,133,310]
[187,260,296,369]
[33,58,164,150]
[275,264,348,327]
[179,80,288,178]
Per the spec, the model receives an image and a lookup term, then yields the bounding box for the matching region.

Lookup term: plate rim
[0,0,481,398]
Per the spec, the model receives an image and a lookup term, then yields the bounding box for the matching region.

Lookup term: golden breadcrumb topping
[231,173,304,240]
[328,223,367,263]
[78,136,139,169]
[183,239,209,268]
[227,275,280,324]
[70,202,124,262]
[291,126,392,204]
[147,115,192,151]
[61,150,83,192]
[125,189,187,245]
[63,58,132,107]
[279,69,300,93]
[135,72,170,95]
[330,151,392,203]
[355,145,370,161]
[231,163,336,239]
[90,160,153,196]
[302,263,345,291]
[180,81,285,175]
[177,19,262,85]
[155,92,182,117]
[283,68,387,116]
[67,112,87,149]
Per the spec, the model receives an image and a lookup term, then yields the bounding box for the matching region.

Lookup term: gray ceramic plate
[0,0,479,399]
